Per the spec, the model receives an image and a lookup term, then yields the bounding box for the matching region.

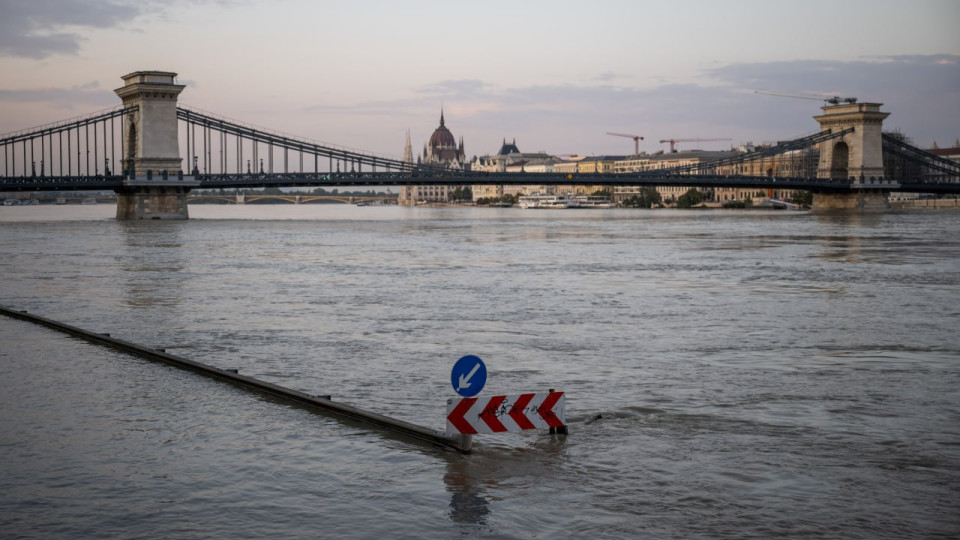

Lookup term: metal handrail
[0,105,137,144]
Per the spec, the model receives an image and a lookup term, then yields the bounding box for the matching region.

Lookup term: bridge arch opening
[830,141,849,179]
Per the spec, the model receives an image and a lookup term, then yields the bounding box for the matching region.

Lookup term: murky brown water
[2,204,958,539]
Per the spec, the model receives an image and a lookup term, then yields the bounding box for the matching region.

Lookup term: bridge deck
[2,172,943,193]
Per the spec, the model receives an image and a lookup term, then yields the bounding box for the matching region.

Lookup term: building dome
[428,111,457,150]
[421,109,465,168]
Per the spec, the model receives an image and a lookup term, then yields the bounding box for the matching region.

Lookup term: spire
[402,130,413,164]
[440,108,445,127]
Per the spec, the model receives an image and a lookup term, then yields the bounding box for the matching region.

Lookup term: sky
[1,0,958,160]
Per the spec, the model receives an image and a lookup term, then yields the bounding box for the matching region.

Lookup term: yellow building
[470,139,557,200]
[612,147,815,205]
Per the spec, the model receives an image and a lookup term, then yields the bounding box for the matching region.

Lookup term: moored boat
[569,195,614,208]
[518,194,572,209]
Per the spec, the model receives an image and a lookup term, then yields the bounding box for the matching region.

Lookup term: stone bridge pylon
[114,71,197,219]
[812,102,897,211]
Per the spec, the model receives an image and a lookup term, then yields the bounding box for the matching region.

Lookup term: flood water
[1,204,959,539]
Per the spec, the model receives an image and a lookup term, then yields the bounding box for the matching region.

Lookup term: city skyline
[0,0,958,159]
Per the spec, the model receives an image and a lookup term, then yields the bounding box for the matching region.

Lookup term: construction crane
[606,132,644,155]
[754,90,858,105]
[659,138,732,153]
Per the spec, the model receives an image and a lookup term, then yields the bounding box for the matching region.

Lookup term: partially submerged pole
[0,305,468,453]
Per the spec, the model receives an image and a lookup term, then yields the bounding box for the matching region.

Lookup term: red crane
[606,132,644,155]
[658,138,732,153]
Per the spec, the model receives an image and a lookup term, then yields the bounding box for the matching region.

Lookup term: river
[1,204,958,539]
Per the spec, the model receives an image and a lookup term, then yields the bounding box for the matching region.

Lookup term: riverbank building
[399,111,466,206]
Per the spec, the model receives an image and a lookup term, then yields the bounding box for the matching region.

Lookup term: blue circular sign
[451,355,486,397]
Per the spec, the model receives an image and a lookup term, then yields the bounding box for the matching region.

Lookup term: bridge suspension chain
[643,128,854,177]
[176,106,429,178]
[0,105,135,182]
[881,134,960,180]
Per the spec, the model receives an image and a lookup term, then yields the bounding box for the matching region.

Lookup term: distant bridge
[1,70,958,217]
[188,193,397,205]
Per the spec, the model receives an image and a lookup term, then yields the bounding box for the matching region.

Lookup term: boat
[517,194,573,209]
[569,195,614,208]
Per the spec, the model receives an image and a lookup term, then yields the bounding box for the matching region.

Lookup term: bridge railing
[0,105,135,181]
[882,134,960,185]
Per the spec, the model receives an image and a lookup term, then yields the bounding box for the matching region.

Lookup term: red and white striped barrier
[446,392,565,435]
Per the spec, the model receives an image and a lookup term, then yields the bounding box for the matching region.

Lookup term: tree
[451,187,473,202]
[623,187,662,208]
[640,186,661,208]
[791,191,813,208]
[676,188,704,208]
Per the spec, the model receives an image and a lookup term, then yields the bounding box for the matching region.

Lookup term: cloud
[453,55,957,153]
[0,81,115,109]
[0,0,145,58]
[591,71,622,82]
[708,55,960,100]
[706,54,960,145]
[417,79,491,98]
[0,0,248,59]
[279,55,958,155]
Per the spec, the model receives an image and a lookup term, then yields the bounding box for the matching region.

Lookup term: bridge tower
[113,71,197,219]
[812,102,896,211]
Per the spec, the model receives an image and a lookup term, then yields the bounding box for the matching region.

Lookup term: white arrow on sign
[457,362,481,391]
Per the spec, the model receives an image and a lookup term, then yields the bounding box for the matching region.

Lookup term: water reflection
[443,436,569,526]
[813,211,888,229]
[120,221,186,309]
[444,457,491,525]
[816,234,866,263]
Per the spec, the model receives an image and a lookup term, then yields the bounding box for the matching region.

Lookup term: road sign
[451,355,486,397]
[446,392,565,435]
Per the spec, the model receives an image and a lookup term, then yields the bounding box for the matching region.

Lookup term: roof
[648,150,736,162]
[577,155,628,162]
[497,138,520,155]
[929,147,960,158]
[428,111,457,150]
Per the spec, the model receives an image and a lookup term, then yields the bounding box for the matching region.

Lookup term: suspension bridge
[1,71,958,218]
